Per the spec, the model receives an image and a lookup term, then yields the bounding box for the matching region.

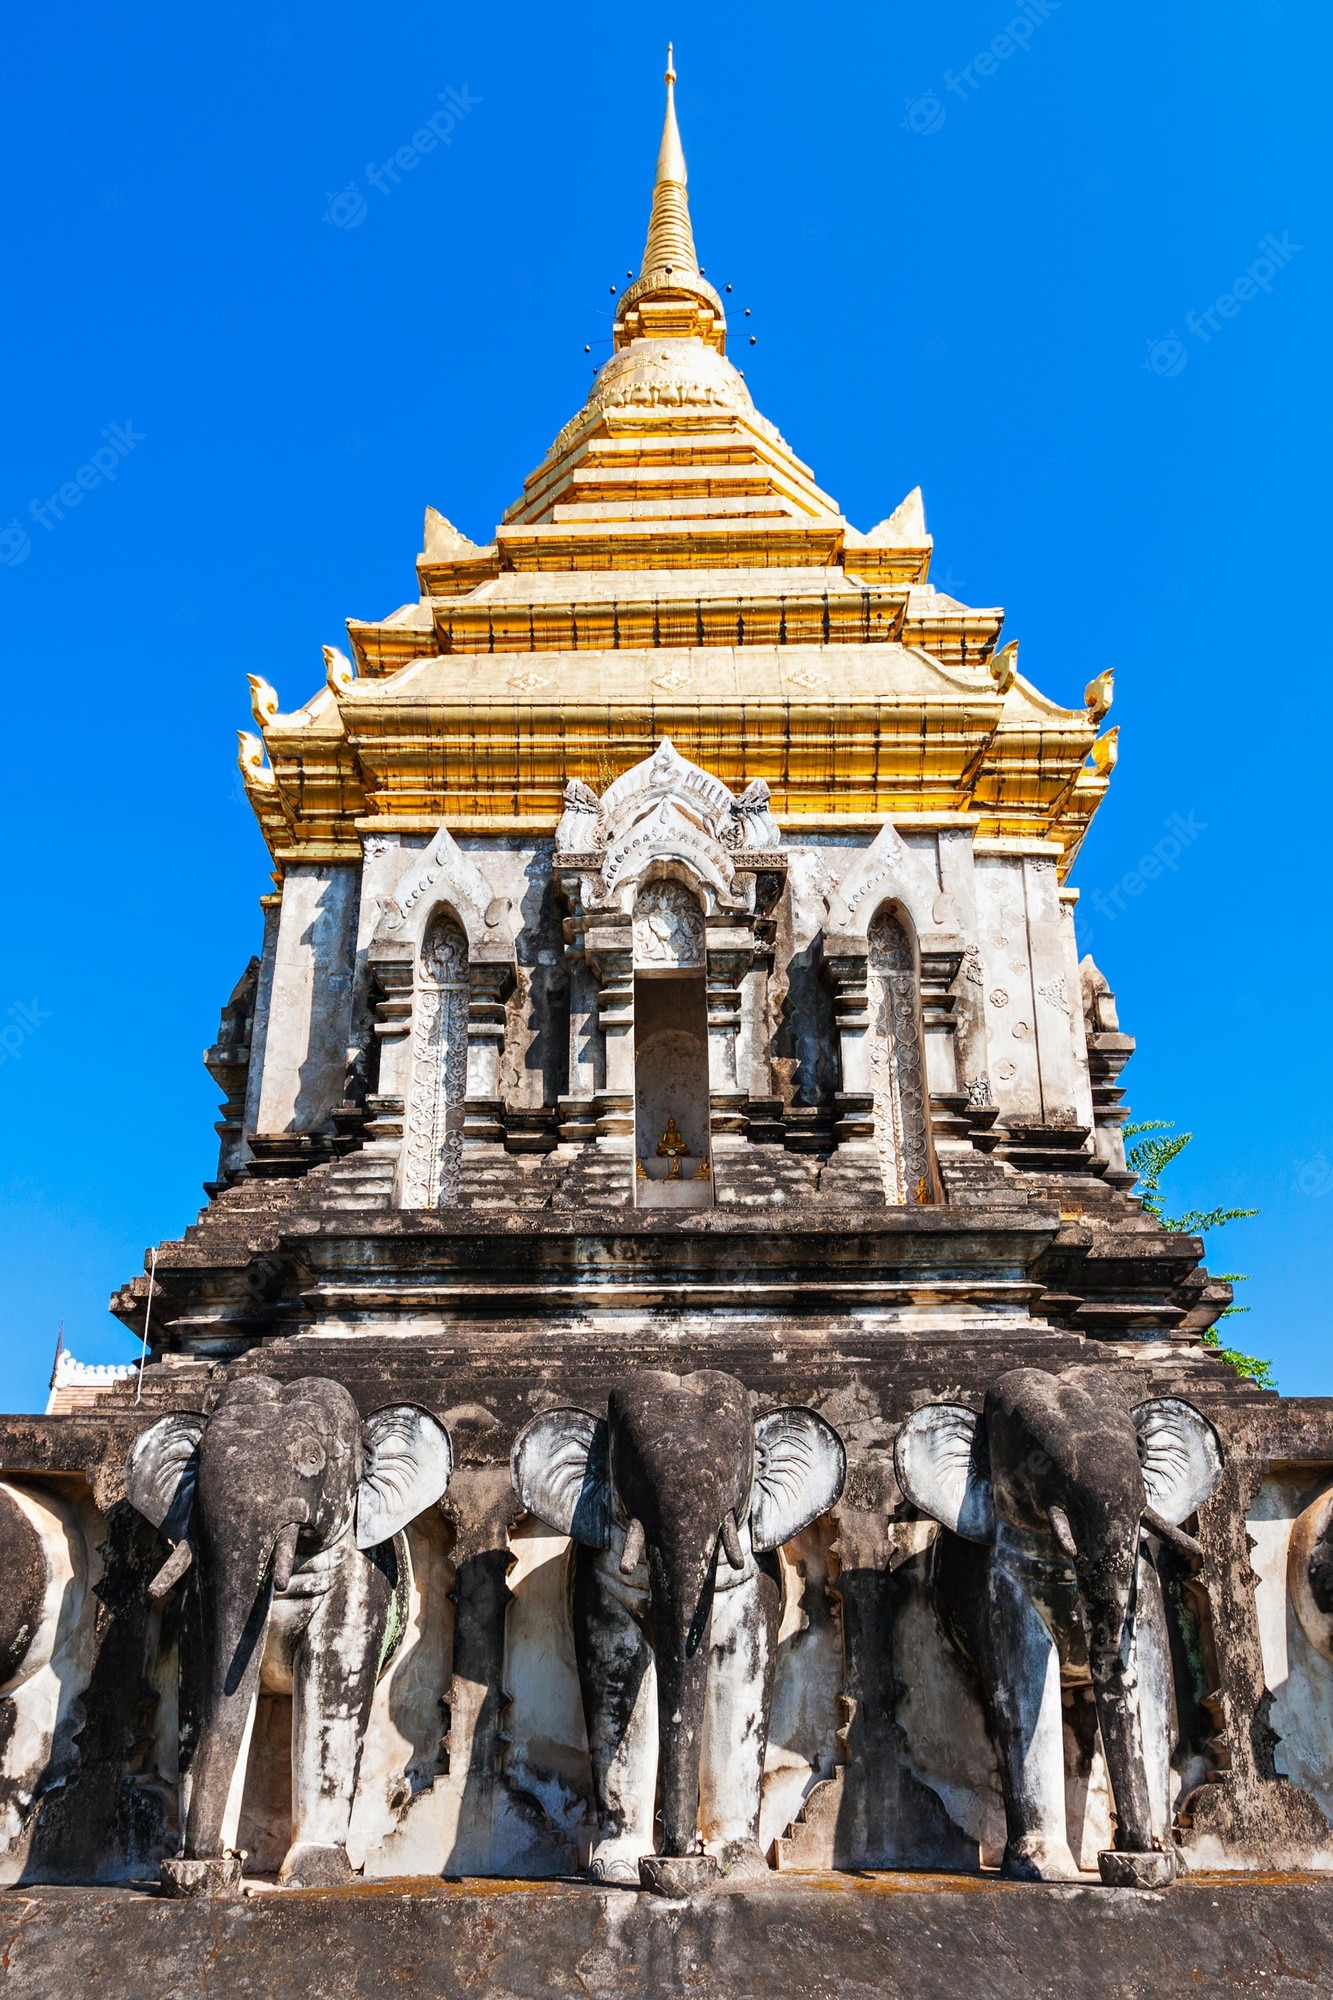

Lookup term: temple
[4,51,1333,1993]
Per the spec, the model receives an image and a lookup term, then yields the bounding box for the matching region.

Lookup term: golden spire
[642,44,698,277]
[613,47,727,353]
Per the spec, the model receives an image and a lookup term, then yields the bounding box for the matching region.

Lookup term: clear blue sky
[0,2,1327,1409]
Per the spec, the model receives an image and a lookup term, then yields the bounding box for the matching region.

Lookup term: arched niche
[401,908,470,1207]
[867,902,936,1205]
[631,873,712,1210]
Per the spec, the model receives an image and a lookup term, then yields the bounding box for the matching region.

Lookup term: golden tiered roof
[242,52,1116,875]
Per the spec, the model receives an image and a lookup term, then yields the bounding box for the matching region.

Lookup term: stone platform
[6,1874,1333,1999]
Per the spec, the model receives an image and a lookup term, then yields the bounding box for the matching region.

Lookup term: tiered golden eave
[240,55,1116,876]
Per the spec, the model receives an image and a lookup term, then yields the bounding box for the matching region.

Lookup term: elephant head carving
[125,1374,452,1892]
[895,1388,1223,1559]
[513,1382,844,1569]
[894,1369,1223,1886]
[512,1369,844,1885]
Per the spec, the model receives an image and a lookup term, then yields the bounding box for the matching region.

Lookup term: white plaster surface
[973,855,1043,1123]
[0,1487,103,1883]
[254,864,359,1135]
[1249,1472,1333,1833]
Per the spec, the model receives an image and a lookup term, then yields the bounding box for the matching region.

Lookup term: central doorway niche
[632,878,712,1210]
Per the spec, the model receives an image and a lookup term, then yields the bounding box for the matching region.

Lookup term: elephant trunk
[650,1533,720,1858]
[182,1509,303,1859]
[1081,1546,1156,1856]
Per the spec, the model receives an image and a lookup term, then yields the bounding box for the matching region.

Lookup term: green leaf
[1164,1205,1259,1235]
[1129,1116,1268,1385]
[1201,1328,1275,1391]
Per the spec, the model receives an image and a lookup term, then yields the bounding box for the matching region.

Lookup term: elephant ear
[356,1405,453,1550]
[124,1414,205,1545]
[510,1408,611,1547]
[893,1403,995,1544]
[1132,1398,1224,1526]
[749,1409,846,1553]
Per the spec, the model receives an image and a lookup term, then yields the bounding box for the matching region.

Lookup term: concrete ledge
[6,1873,1333,1999]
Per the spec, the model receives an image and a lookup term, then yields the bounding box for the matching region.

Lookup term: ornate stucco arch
[366,825,518,1205]
[824,821,957,945]
[822,825,966,1201]
[372,823,518,963]
[552,740,784,1184]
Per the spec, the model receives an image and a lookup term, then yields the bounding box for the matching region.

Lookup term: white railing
[46,1351,136,1413]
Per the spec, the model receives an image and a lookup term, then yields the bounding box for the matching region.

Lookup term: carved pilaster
[822,936,875,1142]
[704,936,752,1136]
[918,944,972,1160]
[204,958,260,1193]
[368,950,414,1097]
[1080,958,1137,1189]
[463,961,514,1146]
[586,922,635,1142]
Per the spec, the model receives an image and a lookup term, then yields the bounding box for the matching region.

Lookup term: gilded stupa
[241,47,1113,868]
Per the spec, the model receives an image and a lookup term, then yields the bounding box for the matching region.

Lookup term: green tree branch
[1124,1121,1273,1390]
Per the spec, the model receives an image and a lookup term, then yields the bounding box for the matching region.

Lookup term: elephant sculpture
[125,1373,452,1894]
[511,1368,845,1891]
[0,1481,90,1868]
[894,1366,1223,1888]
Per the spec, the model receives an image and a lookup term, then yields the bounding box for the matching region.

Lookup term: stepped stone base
[6,1874,1333,1999]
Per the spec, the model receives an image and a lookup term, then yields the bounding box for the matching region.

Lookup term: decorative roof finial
[610,49,727,352]
[642,44,697,278]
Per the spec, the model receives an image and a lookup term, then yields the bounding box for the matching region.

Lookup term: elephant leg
[1132,1560,1176,1844]
[1088,1552,1168,1864]
[573,1548,657,1886]
[1086,1571,1162,1865]
[698,1567,779,1877]
[983,1560,1080,1882]
[280,1545,394,1888]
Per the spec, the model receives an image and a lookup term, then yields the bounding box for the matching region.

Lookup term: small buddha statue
[656,1114,688,1179]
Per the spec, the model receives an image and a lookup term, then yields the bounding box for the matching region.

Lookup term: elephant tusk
[720,1515,745,1571]
[272,1520,302,1594]
[1142,1508,1203,1561]
[148,1538,193,1599]
[1048,1505,1079,1560]
[619,1518,646,1575]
